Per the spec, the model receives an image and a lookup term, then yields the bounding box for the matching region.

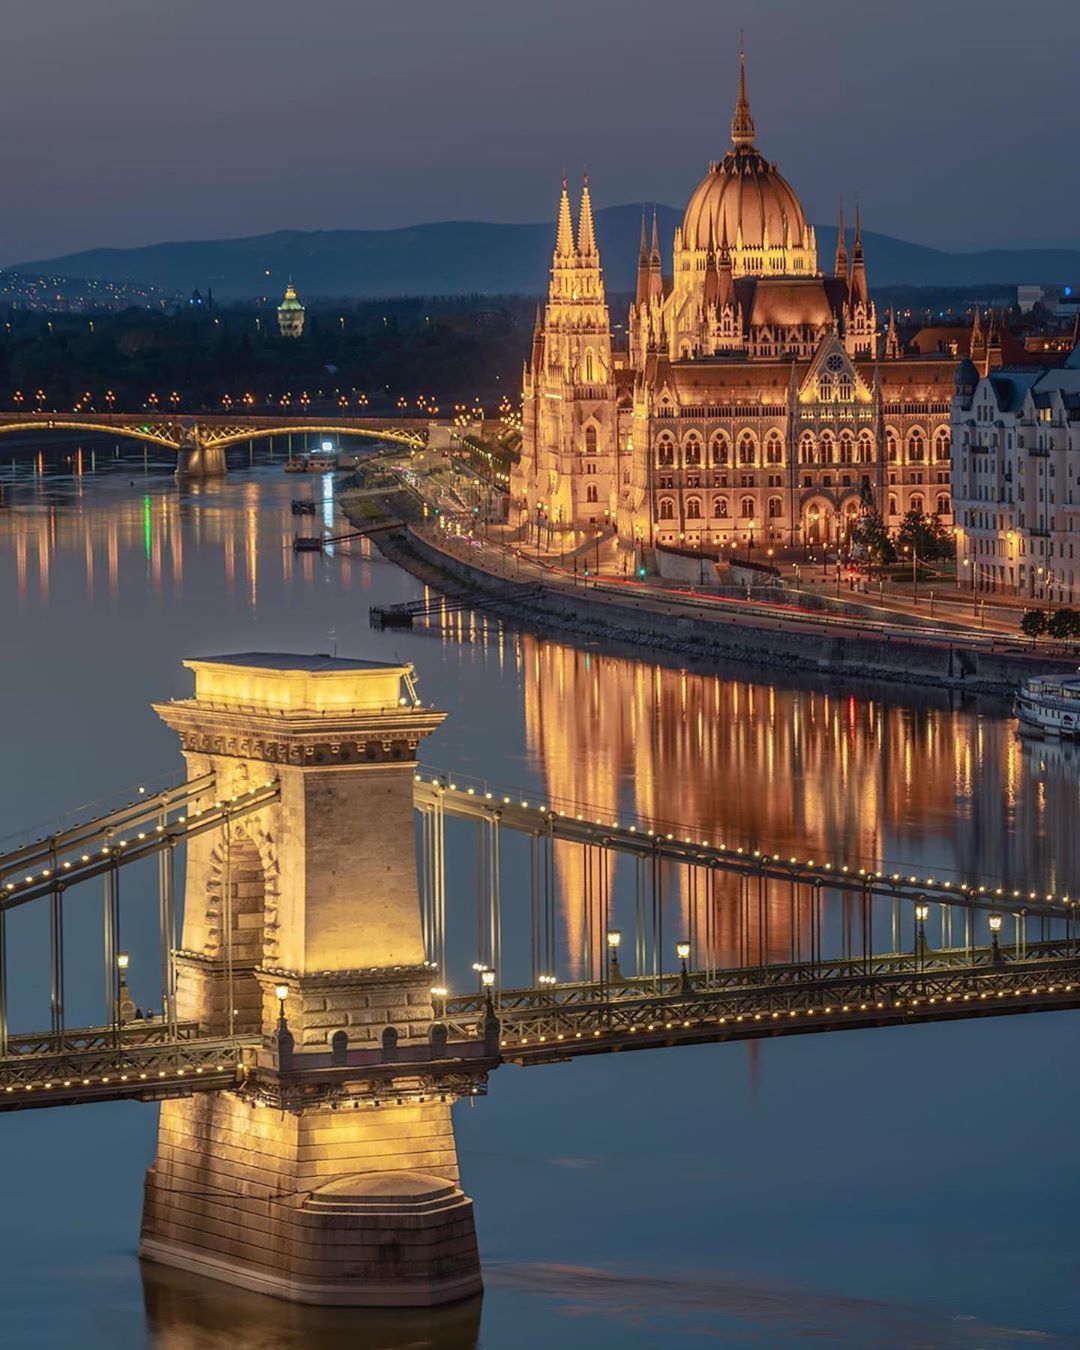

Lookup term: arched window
[767,496,783,519]
[584,425,597,454]
[765,433,783,465]
[908,430,925,462]
[936,493,950,516]
[686,497,702,520]
[934,428,951,462]
[684,436,702,467]
[740,495,755,519]
[710,434,729,465]
[818,373,833,401]
[584,350,595,383]
[888,494,898,517]
[837,375,852,401]
[886,429,898,462]
[738,433,755,466]
[658,497,675,520]
[858,432,874,464]
[656,435,674,467]
[586,482,598,503]
[819,432,834,465]
[713,495,729,518]
[910,493,924,514]
[799,432,815,465]
[839,432,854,464]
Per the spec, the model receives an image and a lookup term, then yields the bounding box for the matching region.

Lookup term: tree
[852,507,895,573]
[1048,608,1080,644]
[1021,609,1048,645]
[896,508,955,562]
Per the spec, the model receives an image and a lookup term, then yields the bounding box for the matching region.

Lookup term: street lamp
[914,901,930,966]
[275,981,288,1023]
[606,929,623,983]
[988,912,1004,964]
[676,939,691,991]
[116,951,135,1024]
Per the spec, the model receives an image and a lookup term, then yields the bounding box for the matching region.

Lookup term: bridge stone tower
[140,654,487,1307]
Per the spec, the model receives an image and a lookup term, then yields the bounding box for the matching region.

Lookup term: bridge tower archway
[141,653,484,1307]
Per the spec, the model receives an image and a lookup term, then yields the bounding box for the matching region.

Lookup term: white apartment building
[952,337,1080,601]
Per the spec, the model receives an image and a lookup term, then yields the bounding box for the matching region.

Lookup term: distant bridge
[0,411,432,475]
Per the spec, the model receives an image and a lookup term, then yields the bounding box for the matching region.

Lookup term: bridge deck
[445,941,1080,1065]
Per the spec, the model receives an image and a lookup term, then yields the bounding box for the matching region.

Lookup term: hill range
[10,205,1080,300]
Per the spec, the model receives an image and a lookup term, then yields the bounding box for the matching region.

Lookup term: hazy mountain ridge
[10,205,1080,299]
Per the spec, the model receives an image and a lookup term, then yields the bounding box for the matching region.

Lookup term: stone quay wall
[376,525,1072,697]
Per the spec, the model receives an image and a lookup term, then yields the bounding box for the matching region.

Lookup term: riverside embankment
[353,515,1072,696]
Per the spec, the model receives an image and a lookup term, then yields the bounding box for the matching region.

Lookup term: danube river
[2,450,1080,1348]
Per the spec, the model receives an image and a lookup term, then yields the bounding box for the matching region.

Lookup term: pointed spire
[834,205,848,279]
[635,209,651,306]
[718,215,735,312]
[649,209,661,265]
[849,203,868,308]
[884,306,899,359]
[731,44,755,148]
[703,216,719,308]
[577,174,597,257]
[555,175,575,258]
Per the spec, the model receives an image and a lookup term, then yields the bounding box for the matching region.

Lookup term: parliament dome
[680,55,815,275]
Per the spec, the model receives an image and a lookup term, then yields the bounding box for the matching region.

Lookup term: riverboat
[1014,674,1080,737]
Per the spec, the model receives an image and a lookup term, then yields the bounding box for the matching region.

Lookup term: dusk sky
[4,0,1079,264]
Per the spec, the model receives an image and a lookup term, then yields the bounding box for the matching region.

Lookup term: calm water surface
[2,453,1080,1349]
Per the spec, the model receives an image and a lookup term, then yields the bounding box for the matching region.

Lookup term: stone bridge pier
[175,422,227,477]
[139,654,487,1307]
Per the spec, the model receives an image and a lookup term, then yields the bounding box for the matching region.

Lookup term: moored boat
[1014,674,1080,737]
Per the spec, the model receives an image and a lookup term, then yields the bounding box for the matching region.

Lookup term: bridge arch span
[0,417,179,450]
[203,422,427,452]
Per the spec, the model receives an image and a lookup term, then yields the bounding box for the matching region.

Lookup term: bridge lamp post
[914,901,930,970]
[676,940,692,992]
[274,982,289,1027]
[430,985,448,1019]
[480,967,496,1014]
[606,929,623,986]
[116,951,136,1025]
[988,912,1004,965]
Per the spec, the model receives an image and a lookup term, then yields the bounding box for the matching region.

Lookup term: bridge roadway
[2,939,1077,1110]
[447,940,1080,1063]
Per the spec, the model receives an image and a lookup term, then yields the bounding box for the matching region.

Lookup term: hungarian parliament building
[510,58,955,558]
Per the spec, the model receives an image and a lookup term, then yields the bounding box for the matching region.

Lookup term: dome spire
[731,42,755,148]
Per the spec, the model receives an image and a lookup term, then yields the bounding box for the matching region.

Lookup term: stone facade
[140,654,485,1307]
[512,55,955,557]
[952,323,1080,599]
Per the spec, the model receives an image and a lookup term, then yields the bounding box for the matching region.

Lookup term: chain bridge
[1,653,1076,1306]
[0,411,430,475]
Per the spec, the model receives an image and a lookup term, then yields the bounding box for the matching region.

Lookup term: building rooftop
[190,652,403,673]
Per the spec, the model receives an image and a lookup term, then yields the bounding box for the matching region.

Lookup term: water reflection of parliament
[520,636,1080,973]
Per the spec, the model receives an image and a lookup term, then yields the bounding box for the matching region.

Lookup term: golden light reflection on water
[520,635,1080,973]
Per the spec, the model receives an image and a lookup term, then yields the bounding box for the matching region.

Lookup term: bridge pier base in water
[140,1091,481,1306]
[139,653,485,1307]
[175,441,227,477]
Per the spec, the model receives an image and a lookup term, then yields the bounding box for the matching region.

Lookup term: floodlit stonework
[139,654,484,1307]
[512,54,956,558]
